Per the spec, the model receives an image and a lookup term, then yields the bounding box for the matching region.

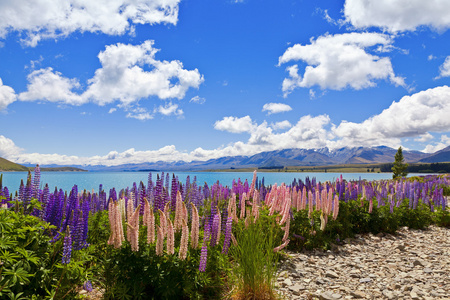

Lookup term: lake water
[0,171,427,193]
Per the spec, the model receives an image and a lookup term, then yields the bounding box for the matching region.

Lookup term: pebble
[276,225,450,299]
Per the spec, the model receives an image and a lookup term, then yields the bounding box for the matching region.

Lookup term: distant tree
[392,147,408,179]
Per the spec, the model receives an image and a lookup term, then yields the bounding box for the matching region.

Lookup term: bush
[0,203,87,299]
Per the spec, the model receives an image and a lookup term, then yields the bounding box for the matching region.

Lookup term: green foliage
[230,212,281,300]
[0,207,88,299]
[86,210,230,299]
[392,147,408,179]
[432,207,450,227]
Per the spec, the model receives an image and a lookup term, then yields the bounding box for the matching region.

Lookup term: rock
[359,277,372,283]
[350,291,366,298]
[288,284,306,295]
[283,278,293,286]
[382,289,396,299]
[319,291,342,300]
[325,270,339,279]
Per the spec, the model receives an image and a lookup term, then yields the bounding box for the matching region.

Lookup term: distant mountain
[0,157,28,171]
[33,145,443,172]
[419,146,450,163]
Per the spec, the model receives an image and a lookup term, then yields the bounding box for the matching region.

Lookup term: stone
[359,277,372,283]
[325,270,339,279]
[350,291,366,298]
[319,291,342,300]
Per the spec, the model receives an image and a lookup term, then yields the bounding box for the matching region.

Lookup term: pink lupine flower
[332,195,339,220]
[158,209,167,237]
[166,218,175,255]
[292,188,298,210]
[156,225,164,256]
[240,192,247,219]
[368,197,373,214]
[164,202,171,218]
[273,239,289,252]
[301,186,307,210]
[249,170,257,199]
[179,219,189,260]
[115,202,125,248]
[316,190,321,211]
[251,190,259,221]
[182,202,188,223]
[143,198,149,227]
[308,191,313,218]
[190,203,199,249]
[282,217,290,241]
[279,193,291,226]
[174,191,183,232]
[128,205,140,252]
[126,197,134,241]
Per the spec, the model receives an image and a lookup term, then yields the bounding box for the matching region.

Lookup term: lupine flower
[210,213,221,247]
[156,226,164,256]
[282,217,290,241]
[179,219,189,260]
[62,226,72,264]
[249,170,257,199]
[222,216,233,254]
[145,200,155,244]
[240,192,246,219]
[190,203,199,249]
[158,209,167,237]
[332,195,339,220]
[174,191,183,231]
[199,225,210,272]
[273,239,289,253]
[83,281,93,292]
[166,218,175,255]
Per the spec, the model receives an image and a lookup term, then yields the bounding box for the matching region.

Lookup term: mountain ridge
[17,145,450,172]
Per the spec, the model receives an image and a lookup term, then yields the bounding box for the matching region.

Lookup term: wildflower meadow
[0,166,449,299]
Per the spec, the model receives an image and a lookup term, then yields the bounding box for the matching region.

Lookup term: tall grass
[230,215,280,300]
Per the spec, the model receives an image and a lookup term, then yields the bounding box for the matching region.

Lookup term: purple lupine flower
[83,281,93,292]
[210,213,220,247]
[222,216,233,254]
[32,164,40,199]
[199,225,210,272]
[62,227,72,264]
[171,174,178,211]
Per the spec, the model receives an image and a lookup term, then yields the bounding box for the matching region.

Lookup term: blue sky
[1,0,450,166]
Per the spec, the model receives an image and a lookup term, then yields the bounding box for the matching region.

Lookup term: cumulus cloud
[262,102,292,115]
[83,40,204,105]
[0,0,180,46]
[0,78,16,111]
[436,56,450,78]
[4,86,450,165]
[333,85,450,147]
[271,120,292,130]
[125,107,154,121]
[157,102,183,116]
[279,32,406,96]
[4,40,204,115]
[423,135,450,153]
[18,68,84,105]
[214,116,256,133]
[344,0,450,33]
[189,95,206,104]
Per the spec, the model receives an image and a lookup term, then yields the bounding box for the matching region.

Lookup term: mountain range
[18,145,450,172]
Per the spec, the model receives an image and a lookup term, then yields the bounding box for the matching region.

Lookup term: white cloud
[125,107,154,121]
[108,108,117,114]
[271,120,292,130]
[333,85,450,147]
[214,116,256,133]
[18,68,84,105]
[0,78,16,111]
[428,55,437,61]
[157,103,183,116]
[414,132,433,142]
[0,0,180,46]
[436,56,450,78]
[344,0,450,33]
[279,32,406,96]
[83,40,204,105]
[262,102,292,115]
[190,95,206,104]
[0,135,23,157]
[6,41,204,115]
[423,135,450,153]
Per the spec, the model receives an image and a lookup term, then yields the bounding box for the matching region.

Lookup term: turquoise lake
[0,171,428,193]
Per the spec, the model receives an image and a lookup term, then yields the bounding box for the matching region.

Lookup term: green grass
[0,157,28,171]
